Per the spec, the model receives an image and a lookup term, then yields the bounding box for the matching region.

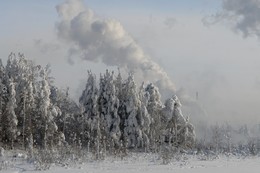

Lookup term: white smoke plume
[56,0,175,98]
[204,0,260,38]
[56,0,207,128]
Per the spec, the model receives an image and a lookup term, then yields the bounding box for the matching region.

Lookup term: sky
[1,0,260,125]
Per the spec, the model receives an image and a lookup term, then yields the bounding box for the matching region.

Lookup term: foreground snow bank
[1,152,260,173]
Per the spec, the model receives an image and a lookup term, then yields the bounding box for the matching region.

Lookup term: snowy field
[2,152,260,173]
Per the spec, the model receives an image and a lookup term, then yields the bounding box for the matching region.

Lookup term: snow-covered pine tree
[161,97,174,144]
[36,68,61,149]
[79,71,100,151]
[123,73,143,148]
[97,72,107,152]
[145,83,163,148]
[50,86,80,145]
[5,53,19,82]
[2,53,41,148]
[115,70,128,150]
[38,68,50,148]
[98,70,121,151]
[115,69,123,99]
[138,83,152,149]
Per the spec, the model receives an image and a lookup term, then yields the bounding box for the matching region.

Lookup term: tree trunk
[22,94,26,150]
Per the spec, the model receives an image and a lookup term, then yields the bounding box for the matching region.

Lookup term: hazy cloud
[55,0,208,124]
[254,76,260,90]
[56,0,175,98]
[34,39,60,54]
[203,0,260,38]
[164,17,177,29]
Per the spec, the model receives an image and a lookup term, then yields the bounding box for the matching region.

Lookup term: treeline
[0,53,195,156]
[0,53,78,150]
[196,123,260,156]
[78,70,195,155]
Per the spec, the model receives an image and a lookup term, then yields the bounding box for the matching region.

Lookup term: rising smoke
[56,0,175,98]
[55,0,207,126]
[204,0,260,38]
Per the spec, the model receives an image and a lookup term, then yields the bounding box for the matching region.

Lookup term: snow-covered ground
[1,152,260,173]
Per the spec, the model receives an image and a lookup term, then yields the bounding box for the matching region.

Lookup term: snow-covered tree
[35,68,61,148]
[138,83,152,149]
[123,73,143,148]
[50,86,80,145]
[115,71,128,149]
[161,95,195,149]
[24,79,35,150]
[0,59,7,140]
[79,71,100,150]
[0,53,199,155]
[13,54,37,149]
[98,70,121,150]
[145,83,163,148]
[2,77,18,148]
[5,53,19,82]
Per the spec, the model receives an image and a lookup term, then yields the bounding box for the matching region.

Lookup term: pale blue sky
[0,0,220,38]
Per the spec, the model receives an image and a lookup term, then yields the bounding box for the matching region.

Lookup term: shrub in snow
[161,95,195,149]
